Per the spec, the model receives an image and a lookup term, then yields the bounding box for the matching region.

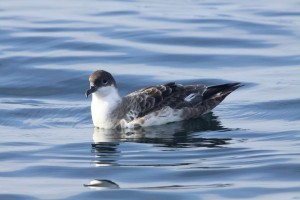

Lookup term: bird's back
[111,82,241,128]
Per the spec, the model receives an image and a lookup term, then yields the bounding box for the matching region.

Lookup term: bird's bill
[86,86,98,98]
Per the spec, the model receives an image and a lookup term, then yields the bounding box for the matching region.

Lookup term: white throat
[91,86,121,128]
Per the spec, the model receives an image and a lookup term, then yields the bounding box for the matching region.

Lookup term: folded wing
[113,81,241,124]
[120,82,206,119]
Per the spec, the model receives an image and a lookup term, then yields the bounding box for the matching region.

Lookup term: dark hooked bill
[86,85,98,98]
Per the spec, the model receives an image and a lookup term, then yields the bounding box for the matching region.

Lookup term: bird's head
[86,70,117,98]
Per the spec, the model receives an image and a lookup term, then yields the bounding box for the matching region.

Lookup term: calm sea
[0,0,300,199]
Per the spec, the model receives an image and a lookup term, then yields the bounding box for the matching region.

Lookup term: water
[0,0,300,199]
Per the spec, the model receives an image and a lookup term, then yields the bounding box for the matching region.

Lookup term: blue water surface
[0,0,300,199]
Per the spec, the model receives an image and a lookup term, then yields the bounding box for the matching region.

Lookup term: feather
[120,82,207,119]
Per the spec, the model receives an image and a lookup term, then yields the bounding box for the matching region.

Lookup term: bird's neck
[91,86,121,128]
[92,86,121,104]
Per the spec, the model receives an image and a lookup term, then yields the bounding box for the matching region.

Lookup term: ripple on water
[0,0,300,199]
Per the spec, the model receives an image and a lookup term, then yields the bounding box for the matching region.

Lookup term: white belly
[121,107,183,128]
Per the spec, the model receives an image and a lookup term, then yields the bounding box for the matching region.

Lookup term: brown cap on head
[89,70,117,88]
[86,70,117,98]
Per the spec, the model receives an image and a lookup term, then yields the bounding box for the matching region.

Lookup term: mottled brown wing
[123,82,207,119]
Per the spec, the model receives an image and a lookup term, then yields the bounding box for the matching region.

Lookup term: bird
[86,70,242,129]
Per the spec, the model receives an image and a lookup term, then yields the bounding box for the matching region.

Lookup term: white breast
[91,86,121,129]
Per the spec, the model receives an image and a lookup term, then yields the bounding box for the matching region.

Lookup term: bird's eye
[102,79,108,84]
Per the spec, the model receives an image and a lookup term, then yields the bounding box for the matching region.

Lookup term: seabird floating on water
[86,70,242,129]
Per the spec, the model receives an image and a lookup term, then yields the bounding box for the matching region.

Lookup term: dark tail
[203,82,243,101]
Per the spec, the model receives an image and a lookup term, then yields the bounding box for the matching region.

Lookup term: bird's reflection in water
[86,113,232,190]
[93,113,230,147]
